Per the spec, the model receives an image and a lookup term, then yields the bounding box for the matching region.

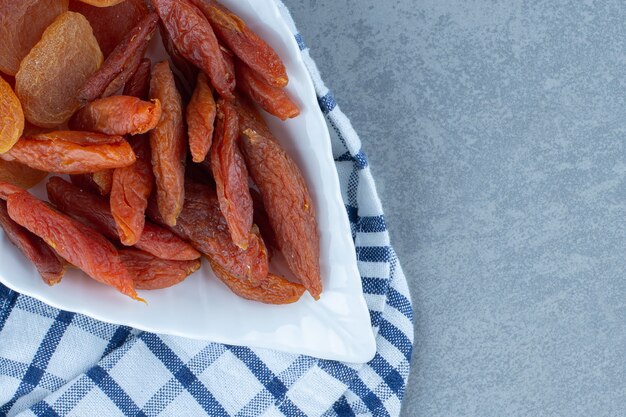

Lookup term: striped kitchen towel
[0,1,414,415]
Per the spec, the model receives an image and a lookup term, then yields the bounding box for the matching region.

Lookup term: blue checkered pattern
[0,2,414,416]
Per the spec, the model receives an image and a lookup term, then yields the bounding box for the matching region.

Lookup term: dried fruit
[0,0,69,76]
[70,96,162,136]
[233,93,273,139]
[149,61,186,226]
[47,176,199,260]
[123,58,152,99]
[190,0,288,88]
[0,182,26,201]
[69,0,148,57]
[7,189,140,300]
[120,249,200,290]
[210,261,304,304]
[250,187,277,256]
[0,77,24,153]
[152,0,235,98]
[32,130,124,145]
[111,137,154,245]
[0,199,65,285]
[15,12,103,128]
[241,129,321,299]
[158,22,197,94]
[236,60,299,120]
[147,182,268,283]
[75,0,125,7]
[78,13,158,102]
[211,100,252,249]
[187,72,216,163]
[1,136,135,174]
[0,160,47,190]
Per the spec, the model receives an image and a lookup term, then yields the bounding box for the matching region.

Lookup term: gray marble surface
[283,0,626,416]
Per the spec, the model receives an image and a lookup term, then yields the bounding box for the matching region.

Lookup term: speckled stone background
[283,0,626,415]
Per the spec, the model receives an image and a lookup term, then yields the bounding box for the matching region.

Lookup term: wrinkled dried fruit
[0,199,65,285]
[123,58,152,99]
[147,182,268,283]
[0,0,69,76]
[0,182,26,201]
[187,72,216,163]
[7,189,140,300]
[236,60,299,120]
[70,96,162,136]
[190,0,288,88]
[69,0,148,57]
[120,249,201,290]
[149,61,186,226]
[210,260,304,304]
[75,0,125,6]
[152,0,235,98]
[15,12,103,128]
[211,100,252,249]
[1,137,135,174]
[233,93,273,139]
[158,22,197,95]
[0,160,47,191]
[47,176,199,260]
[0,77,24,153]
[241,129,321,299]
[78,13,158,102]
[111,137,154,245]
[250,187,277,257]
[32,130,124,145]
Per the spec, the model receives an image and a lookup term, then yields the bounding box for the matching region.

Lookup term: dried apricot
[190,0,288,87]
[187,72,216,163]
[70,96,162,136]
[241,129,321,299]
[147,182,269,283]
[120,249,200,290]
[152,0,235,98]
[15,11,103,128]
[111,137,154,246]
[236,60,300,120]
[250,187,278,257]
[210,261,304,304]
[75,0,125,6]
[78,13,158,102]
[47,176,199,261]
[69,0,148,57]
[0,182,27,201]
[211,100,253,249]
[31,130,124,145]
[149,61,186,227]
[7,189,140,300]
[1,136,135,174]
[0,160,47,191]
[0,77,24,153]
[158,22,198,95]
[233,93,273,139]
[123,58,152,99]
[0,0,69,76]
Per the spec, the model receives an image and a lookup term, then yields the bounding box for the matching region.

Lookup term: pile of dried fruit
[0,0,320,304]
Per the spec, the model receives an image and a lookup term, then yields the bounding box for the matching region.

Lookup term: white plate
[0,0,376,363]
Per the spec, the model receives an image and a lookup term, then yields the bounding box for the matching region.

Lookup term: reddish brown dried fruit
[1,137,135,174]
[123,58,152,99]
[0,0,69,76]
[241,129,321,299]
[69,0,148,57]
[47,176,199,261]
[111,137,154,245]
[187,72,216,163]
[7,190,140,300]
[0,182,26,201]
[210,261,304,304]
[158,22,198,95]
[211,100,252,249]
[70,96,162,136]
[236,61,300,120]
[149,61,186,226]
[0,199,65,285]
[0,160,47,191]
[32,130,124,145]
[190,0,288,88]
[16,12,103,128]
[233,93,273,139]
[78,13,158,102]
[147,182,268,283]
[250,188,278,256]
[152,0,235,98]
[0,76,24,153]
[120,248,200,290]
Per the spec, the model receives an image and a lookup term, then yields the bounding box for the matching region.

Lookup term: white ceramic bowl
[0,0,376,363]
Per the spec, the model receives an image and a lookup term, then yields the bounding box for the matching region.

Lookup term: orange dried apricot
[0,77,24,153]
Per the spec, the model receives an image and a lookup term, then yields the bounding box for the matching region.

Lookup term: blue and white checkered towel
[0,2,414,416]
